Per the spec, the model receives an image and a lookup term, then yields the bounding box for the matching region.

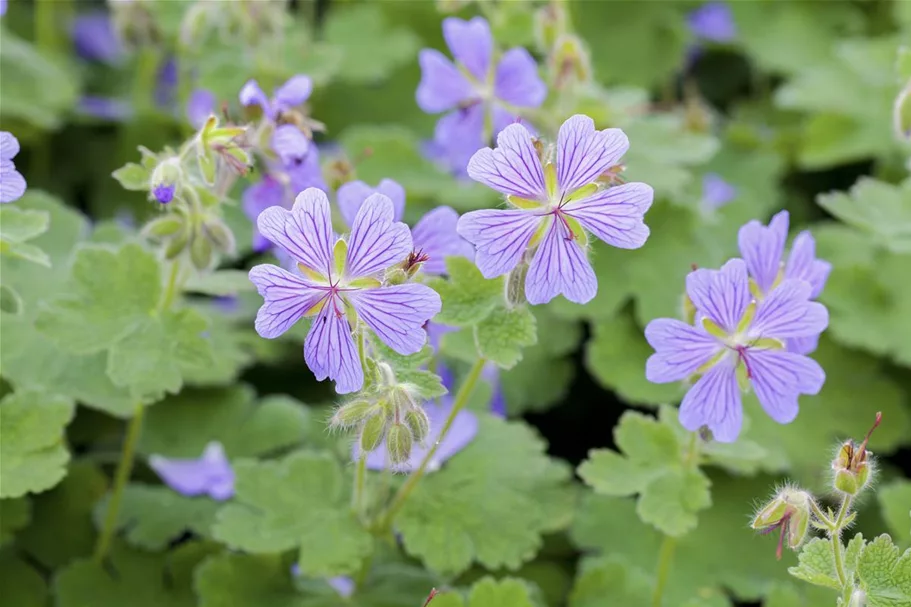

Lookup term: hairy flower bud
[149,157,182,205]
[832,412,881,496]
[359,414,387,454]
[190,233,214,271]
[550,34,592,90]
[404,407,431,445]
[534,2,568,52]
[203,218,236,254]
[331,400,376,429]
[164,226,190,260]
[506,263,528,307]
[751,486,813,559]
[142,215,184,239]
[386,422,413,465]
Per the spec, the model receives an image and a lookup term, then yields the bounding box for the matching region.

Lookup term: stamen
[735,345,753,379]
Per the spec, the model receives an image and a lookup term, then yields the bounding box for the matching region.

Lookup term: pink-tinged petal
[0,161,26,203]
[416,49,474,113]
[737,210,788,294]
[273,74,312,109]
[412,206,475,275]
[443,17,492,82]
[494,47,546,108]
[347,284,441,355]
[679,360,743,442]
[249,264,327,338]
[785,231,831,299]
[1,131,21,161]
[525,217,597,305]
[787,334,819,356]
[556,115,629,196]
[457,209,541,278]
[747,349,825,424]
[304,302,363,394]
[257,188,334,276]
[345,194,412,278]
[336,179,405,228]
[239,79,273,118]
[148,442,234,500]
[563,182,653,249]
[644,318,721,383]
[751,279,828,339]
[467,123,547,199]
[685,259,751,333]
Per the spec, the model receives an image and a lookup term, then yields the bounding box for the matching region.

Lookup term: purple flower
[187,88,216,129]
[701,173,737,211]
[155,57,178,109]
[153,183,175,204]
[688,2,737,43]
[148,442,234,500]
[482,362,506,417]
[0,0,7,17]
[248,188,441,394]
[243,175,286,252]
[77,96,132,121]
[328,576,355,598]
[738,210,832,354]
[417,17,546,174]
[271,124,310,167]
[240,75,312,122]
[645,259,828,442]
[1,131,26,204]
[458,114,653,305]
[71,12,123,65]
[336,178,473,276]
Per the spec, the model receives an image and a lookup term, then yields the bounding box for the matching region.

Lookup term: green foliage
[568,557,652,606]
[879,481,911,544]
[788,537,843,591]
[856,534,911,606]
[0,498,31,547]
[0,550,48,607]
[0,206,50,266]
[818,178,911,255]
[433,577,538,607]
[212,451,372,577]
[475,306,538,369]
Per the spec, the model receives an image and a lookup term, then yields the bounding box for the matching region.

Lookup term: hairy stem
[831,495,853,588]
[376,357,487,531]
[93,404,145,564]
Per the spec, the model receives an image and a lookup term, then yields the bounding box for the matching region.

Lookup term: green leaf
[0,390,75,498]
[396,415,573,575]
[475,306,537,369]
[55,541,215,607]
[788,538,841,590]
[879,481,911,545]
[0,206,50,266]
[568,557,652,607]
[184,270,255,296]
[94,484,220,551]
[0,283,22,314]
[431,257,505,327]
[212,451,372,577]
[0,498,31,547]
[857,534,911,606]
[456,577,538,607]
[17,463,108,569]
[818,178,911,255]
[179,308,256,386]
[578,411,711,537]
[323,4,419,84]
[112,162,151,191]
[0,551,48,607]
[139,386,308,458]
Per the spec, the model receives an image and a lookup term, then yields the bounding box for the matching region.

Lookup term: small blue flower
[71,12,123,65]
[1,131,26,204]
[688,2,737,43]
[148,442,234,500]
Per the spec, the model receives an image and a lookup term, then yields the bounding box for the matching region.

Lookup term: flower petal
[679,360,743,442]
[494,47,546,108]
[249,264,327,338]
[751,279,828,339]
[785,231,831,299]
[787,334,819,356]
[701,173,737,210]
[257,188,334,276]
[187,89,216,129]
[457,209,541,278]
[442,17,492,82]
[525,217,597,304]
[148,442,234,500]
[645,318,720,383]
[416,49,474,113]
[286,146,327,193]
[0,161,26,204]
[747,349,825,424]
[737,210,788,294]
[685,258,751,333]
[429,105,486,176]
[242,176,286,252]
[345,193,412,278]
[273,74,313,109]
[271,124,310,167]
[0,131,20,161]
[556,115,629,196]
[563,182,653,249]
[467,123,547,199]
[347,284,441,355]
[305,302,363,394]
[71,13,123,65]
[412,206,475,275]
[337,179,405,228]
[688,1,737,42]
[239,79,273,118]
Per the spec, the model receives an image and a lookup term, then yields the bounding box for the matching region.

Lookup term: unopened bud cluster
[831,412,881,496]
[751,486,813,559]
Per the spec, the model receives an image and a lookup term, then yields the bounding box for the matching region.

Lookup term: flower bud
[534,2,568,52]
[404,408,431,445]
[359,414,386,454]
[203,218,236,254]
[331,400,376,429]
[142,215,184,239]
[149,158,182,205]
[550,34,592,90]
[506,263,528,307]
[385,268,408,286]
[164,226,190,260]
[832,412,881,496]
[386,423,413,466]
[751,486,812,559]
[190,234,214,271]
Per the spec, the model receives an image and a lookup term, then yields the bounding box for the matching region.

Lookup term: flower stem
[352,454,367,515]
[160,261,181,311]
[93,403,145,564]
[376,357,487,532]
[652,535,677,607]
[830,495,853,587]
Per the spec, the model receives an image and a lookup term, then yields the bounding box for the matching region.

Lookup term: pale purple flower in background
[248,189,441,393]
[336,178,473,276]
[243,175,286,252]
[290,567,354,598]
[77,96,132,121]
[148,442,234,500]
[459,114,653,305]
[71,12,123,65]
[688,2,737,43]
[0,0,7,17]
[645,259,828,442]
[240,75,313,122]
[1,132,26,203]
[271,124,311,167]
[738,210,831,354]
[187,89,216,129]
[701,173,737,211]
[482,362,506,417]
[417,16,546,174]
[155,57,179,109]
